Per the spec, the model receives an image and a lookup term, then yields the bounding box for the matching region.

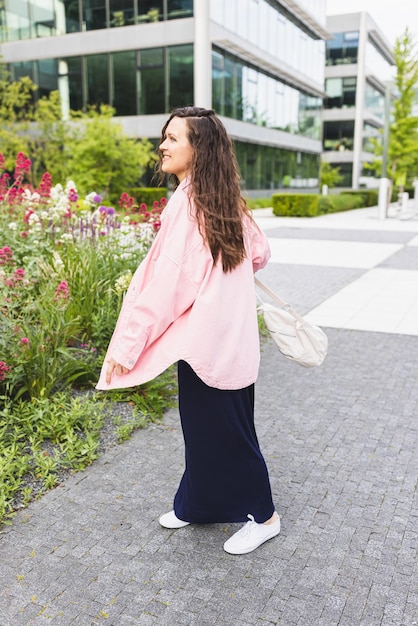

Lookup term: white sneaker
[159,510,190,529]
[223,514,280,555]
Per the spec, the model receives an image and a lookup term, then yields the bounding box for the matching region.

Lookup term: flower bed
[0,153,175,525]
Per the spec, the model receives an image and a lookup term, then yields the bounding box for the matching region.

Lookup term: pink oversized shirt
[96,178,270,391]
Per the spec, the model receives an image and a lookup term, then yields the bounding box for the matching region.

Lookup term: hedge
[340,190,378,207]
[130,187,168,205]
[272,192,365,217]
[271,194,319,217]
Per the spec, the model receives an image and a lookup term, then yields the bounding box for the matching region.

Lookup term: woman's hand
[105,357,130,384]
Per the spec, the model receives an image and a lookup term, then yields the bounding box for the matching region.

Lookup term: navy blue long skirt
[173,360,275,524]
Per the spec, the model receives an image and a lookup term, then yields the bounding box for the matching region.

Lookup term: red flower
[39,172,52,198]
[14,151,32,182]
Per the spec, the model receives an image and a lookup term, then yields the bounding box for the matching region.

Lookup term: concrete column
[352,12,368,189]
[193,0,212,108]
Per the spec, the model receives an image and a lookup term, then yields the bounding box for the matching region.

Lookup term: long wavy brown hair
[156,106,253,273]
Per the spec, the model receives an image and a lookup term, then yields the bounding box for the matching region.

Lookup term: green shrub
[340,190,378,207]
[246,198,273,209]
[272,193,320,217]
[318,193,364,214]
[271,192,368,217]
[130,187,168,205]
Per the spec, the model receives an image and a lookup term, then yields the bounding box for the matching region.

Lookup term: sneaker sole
[223,525,281,555]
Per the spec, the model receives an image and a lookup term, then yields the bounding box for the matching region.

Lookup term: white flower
[28,213,40,225]
[53,251,65,271]
[8,222,17,231]
[65,180,77,192]
[114,271,133,295]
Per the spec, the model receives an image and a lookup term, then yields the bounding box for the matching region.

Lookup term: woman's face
[159,116,194,182]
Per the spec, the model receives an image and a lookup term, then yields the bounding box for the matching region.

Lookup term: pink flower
[68,189,78,202]
[0,361,10,382]
[0,246,13,266]
[20,337,30,346]
[24,209,34,223]
[54,280,70,300]
[14,268,25,280]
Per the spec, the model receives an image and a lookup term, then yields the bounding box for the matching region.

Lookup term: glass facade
[323,121,355,152]
[328,162,352,187]
[364,81,385,121]
[210,0,325,85]
[365,39,394,83]
[1,0,326,190]
[324,77,356,109]
[363,122,381,153]
[212,48,322,140]
[235,141,319,190]
[0,0,193,41]
[9,44,194,114]
[326,31,359,66]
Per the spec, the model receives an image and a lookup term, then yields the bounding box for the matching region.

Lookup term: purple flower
[106,206,115,216]
[93,194,102,203]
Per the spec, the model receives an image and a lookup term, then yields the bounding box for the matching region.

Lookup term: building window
[329,162,352,187]
[137,1,164,23]
[36,58,58,98]
[325,77,357,109]
[109,0,135,27]
[323,121,355,151]
[234,141,319,190]
[167,0,193,20]
[210,0,325,86]
[86,54,110,106]
[364,81,385,120]
[365,39,394,83]
[363,122,381,153]
[113,50,137,114]
[4,2,31,40]
[212,47,321,139]
[82,0,107,31]
[168,44,194,109]
[65,56,84,111]
[326,31,359,66]
[137,47,165,114]
[56,0,81,34]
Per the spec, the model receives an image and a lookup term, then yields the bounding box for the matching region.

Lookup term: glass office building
[0,0,328,192]
[323,12,394,188]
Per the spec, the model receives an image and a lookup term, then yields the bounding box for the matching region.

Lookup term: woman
[96,106,280,555]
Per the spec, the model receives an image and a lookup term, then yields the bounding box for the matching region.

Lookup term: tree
[319,161,343,189]
[363,29,418,210]
[66,106,156,200]
[0,62,156,197]
[388,28,418,196]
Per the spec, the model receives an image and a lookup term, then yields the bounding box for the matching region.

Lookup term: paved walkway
[1,203,418,626]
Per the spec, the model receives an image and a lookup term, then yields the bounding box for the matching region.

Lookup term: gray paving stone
[266,226,417,243]
[1,220,418,626]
